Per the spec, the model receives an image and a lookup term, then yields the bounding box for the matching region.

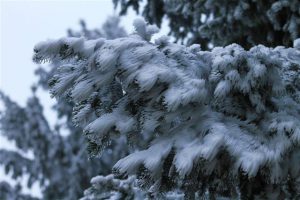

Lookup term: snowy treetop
[33,18,300,196]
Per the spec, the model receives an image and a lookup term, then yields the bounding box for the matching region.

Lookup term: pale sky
[0,0,168,197]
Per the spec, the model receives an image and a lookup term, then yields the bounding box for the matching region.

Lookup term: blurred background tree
[0,17,128,200]
[114,0,300,48]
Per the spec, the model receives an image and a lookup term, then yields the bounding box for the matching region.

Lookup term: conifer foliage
[81,175,144,200]
[114,0,300,48]
[33,17,300,199]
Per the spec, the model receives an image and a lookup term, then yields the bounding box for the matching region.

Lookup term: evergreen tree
[114,0,300,48]
[0,17,127,199]
[33,18,300,199]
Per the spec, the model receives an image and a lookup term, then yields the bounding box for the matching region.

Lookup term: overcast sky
[0,0,168,197]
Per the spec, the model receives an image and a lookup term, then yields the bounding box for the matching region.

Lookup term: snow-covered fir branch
[81,174,185,200]
[32,18,300,199]
[80,175,145,200]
